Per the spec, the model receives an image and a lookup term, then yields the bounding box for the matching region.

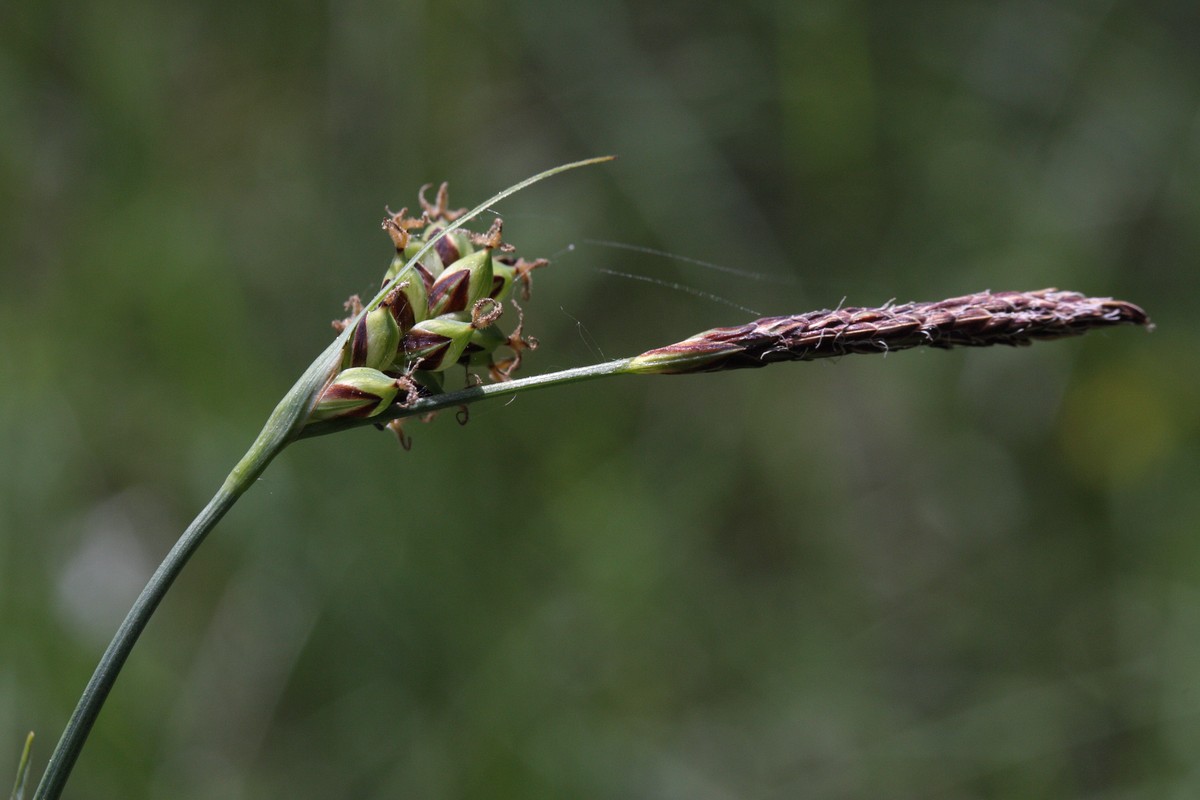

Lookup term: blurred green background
[1,0,1196,797]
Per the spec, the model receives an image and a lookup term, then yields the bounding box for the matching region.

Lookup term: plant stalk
[23,151,1145,799]
[302,288,1150,440]
[300,358,635,439]
[28,157,613,800]
[30,338,345,800]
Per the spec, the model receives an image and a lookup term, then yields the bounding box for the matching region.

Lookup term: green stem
[28,158,613,800]
[32,485,242,800]
[30,356,632,798]
[9,733,33,800]
[31,340,344,800]
[32,353,629,798]
[299,358,635,440]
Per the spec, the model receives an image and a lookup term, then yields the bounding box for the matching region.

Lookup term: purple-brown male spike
[627,289,1151,374]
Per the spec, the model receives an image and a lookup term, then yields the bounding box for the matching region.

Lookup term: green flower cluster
[308,184,547,442]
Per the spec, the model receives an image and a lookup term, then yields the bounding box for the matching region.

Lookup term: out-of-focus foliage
[1,0,1196,797]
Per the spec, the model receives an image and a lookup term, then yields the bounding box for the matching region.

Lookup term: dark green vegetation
[1,1,1195,797]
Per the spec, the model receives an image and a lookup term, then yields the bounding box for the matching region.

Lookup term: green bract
[401,317,475,372]
[310,367,401,421]
[385,264,432,331]
[344,306,400,371]
[427,249,494,318]
[464,323,508,365]
[425,225,475,268]
[401,239,444,276]
[490,261,517,302]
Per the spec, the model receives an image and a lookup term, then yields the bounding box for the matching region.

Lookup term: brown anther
[470,217,506,250]
[513,257,548,300]
[395,374,423,406]
[384,206,426,230]
[487,360,507,382]
[489,356,518,382]
[417,185,434,213]
[381,217,410,251]
[383,285,404,308]
[333,294,365,332]
[483,300,537,382]
[489,342,532,381]
[456,405,469,425]
[506,298,528,343]
[470,297,504,329]
[385,419,413,451]
[418,182,466,222]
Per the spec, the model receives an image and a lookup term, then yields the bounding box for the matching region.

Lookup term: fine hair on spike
[629,289,1151,374]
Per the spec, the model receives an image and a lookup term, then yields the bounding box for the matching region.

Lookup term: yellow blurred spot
[1060,363,1174,487]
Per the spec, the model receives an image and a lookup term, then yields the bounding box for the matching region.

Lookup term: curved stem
[32,340,344,800]
[31,483,243,800]
[31,353,631,798]
[28,158,615,799]
[27,278,1148,796]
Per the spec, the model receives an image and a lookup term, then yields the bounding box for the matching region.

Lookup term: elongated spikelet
[628,289,1151,374]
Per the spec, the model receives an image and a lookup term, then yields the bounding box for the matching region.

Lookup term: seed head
[627,289,1151,374]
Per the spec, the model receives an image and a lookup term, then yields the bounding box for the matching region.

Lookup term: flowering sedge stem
[31,337,344,800]
[303,288,1150,440]
[29,157,613,800]
[26,138,1144,800]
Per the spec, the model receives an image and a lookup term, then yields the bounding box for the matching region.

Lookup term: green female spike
[310,367,401,421]
[400,317,476,372]
[426,249,494,318]
[344,306,400,371]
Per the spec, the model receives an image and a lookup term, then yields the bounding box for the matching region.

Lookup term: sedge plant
[17,157,1150,798]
